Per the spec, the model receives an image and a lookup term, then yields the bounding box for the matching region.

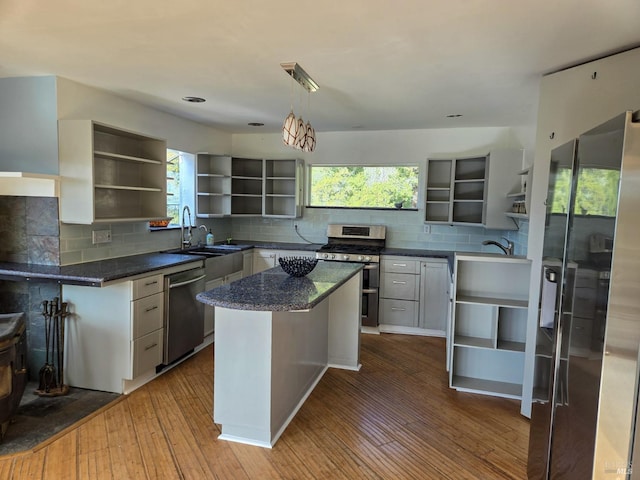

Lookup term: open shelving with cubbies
[449,253,531,400]
[195,154,232,217]
[263,159,303,218]
[59,120,167,224]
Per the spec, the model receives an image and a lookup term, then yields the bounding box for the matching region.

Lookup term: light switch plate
[92,229,112,244]
[423,225,431,234]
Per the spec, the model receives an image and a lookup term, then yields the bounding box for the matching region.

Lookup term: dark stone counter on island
[196,262,363,312]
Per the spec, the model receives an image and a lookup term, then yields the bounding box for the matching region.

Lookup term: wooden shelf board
[197,173,230,178]
[453,336,494,349]
[231,194,262,198]
[197,192,231,197]
[94,150,162,165]
[451,375,522,399]
[266,176,296,180]
[232,176,262,181]
[454,178,485,183]
[265,194,295,198]
[507,191,526,198]
[426,185,451,190]
[426,200,450,204]
[94,184,163,192]
[456,294,528,309]
[453,198,483,203]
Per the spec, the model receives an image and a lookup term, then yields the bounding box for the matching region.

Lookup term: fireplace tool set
[35,298,70,396]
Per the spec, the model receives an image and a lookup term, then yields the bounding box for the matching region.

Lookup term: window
[166,149,195,225]
[309,165,419,209]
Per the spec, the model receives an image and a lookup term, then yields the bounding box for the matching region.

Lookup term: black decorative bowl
[278,256,318,277]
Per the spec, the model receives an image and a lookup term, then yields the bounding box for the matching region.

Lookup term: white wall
[0,76,59,175]
[521,46,640,417]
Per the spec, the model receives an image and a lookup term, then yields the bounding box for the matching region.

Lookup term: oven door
[362,288,379,327]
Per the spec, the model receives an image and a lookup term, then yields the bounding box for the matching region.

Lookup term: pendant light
[281,62,318,152]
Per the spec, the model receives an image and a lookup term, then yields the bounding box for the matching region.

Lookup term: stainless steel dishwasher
[163,267,206,365]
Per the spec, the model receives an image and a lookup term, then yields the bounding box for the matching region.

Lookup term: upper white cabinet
[59,120,167,224]
[195,154,231,217]
[195,156,303,219]
[264,159,304,218]
[425,149,524,230]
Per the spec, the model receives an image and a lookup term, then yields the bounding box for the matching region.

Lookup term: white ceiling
[1,0,638,134]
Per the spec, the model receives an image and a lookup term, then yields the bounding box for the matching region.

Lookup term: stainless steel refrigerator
[528,111,640,479]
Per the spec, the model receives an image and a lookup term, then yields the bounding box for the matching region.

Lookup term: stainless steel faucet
[180,205,192,249]
[482,237,514,256]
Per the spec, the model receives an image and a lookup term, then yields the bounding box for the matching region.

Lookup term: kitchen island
[196,261,363,448]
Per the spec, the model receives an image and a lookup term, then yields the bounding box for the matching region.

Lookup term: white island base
[213,272,362,448]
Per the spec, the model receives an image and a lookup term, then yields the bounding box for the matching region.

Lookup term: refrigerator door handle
[540,266,558,329]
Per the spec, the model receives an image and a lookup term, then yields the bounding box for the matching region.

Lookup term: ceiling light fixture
[248,122,264,127]
[281,62,318,152]
[182,96,206,103]
[446,113,462,118]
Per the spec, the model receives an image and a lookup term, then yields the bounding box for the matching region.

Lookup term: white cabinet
[380,257,421,328]
[63,262,202,394]
[59,120,167,224]
[264,159,304,218]
[419,258,450,333]
[425,149,524,229]
[195,154,231,217]
[449,253,531,400]
[195,157,304,218]
[379,256,450,336]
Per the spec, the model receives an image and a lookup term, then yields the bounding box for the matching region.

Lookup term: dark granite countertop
[228,240,323,252]
[0,253,203,287]
[196,262,363,311]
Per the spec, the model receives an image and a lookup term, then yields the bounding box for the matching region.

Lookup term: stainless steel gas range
[316,224,385,327]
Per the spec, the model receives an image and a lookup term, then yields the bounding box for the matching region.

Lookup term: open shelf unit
[504,166,532,220]
[59,120,167,224]
[195,156,304,218]
[263,159,304,218]
[449,253,531,400]
[195,154,231,217]
[425,155,487,225]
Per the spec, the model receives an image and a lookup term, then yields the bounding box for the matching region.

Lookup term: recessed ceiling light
[182,96,206,103]
[248,122,264,127]
[446,114,463,118]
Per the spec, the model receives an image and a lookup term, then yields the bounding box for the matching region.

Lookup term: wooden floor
[0,334,530,479]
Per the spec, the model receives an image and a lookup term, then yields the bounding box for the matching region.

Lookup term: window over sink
[166,149,195,225]
[308,165,419,209]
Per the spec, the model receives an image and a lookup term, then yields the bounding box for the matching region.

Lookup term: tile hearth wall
[0,196,62,379]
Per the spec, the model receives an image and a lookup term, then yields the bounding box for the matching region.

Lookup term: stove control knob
[357,255,364,261]
[330,254,336,260]
[342,255,350,261]
[323,253,329,259]
[364,256,371,262]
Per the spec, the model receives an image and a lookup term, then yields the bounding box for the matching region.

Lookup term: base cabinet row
[379,256,450,335]
[448,253,531,400]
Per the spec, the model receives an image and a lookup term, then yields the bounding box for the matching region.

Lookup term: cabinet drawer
[382,257,420,274]
[380,299,418,327]
[381,273,420,300]
[132,292,164,338]
[133,329,164,378]
[132,274,163,300]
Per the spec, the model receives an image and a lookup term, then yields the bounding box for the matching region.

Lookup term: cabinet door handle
[392,280,407,285]
[145,305,159,313]
[145,280,158,286]
[391,307,407,311]
[144,342,158,351]
[392,263,407,267]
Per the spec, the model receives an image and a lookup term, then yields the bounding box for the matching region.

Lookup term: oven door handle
[362,288,378,294]
[363,264,378,270]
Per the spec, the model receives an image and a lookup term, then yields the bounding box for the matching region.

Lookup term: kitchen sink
[183,250,226,257]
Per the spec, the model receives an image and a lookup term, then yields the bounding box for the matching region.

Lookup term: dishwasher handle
[168,274,206,289]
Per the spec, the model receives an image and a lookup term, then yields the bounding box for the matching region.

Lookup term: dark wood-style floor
[0,334,529,479]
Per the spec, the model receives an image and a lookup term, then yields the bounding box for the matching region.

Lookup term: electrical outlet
[423,225,431,234]
[92,229,112,244]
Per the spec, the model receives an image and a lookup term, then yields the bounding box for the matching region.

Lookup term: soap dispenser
[206,229,214,246]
